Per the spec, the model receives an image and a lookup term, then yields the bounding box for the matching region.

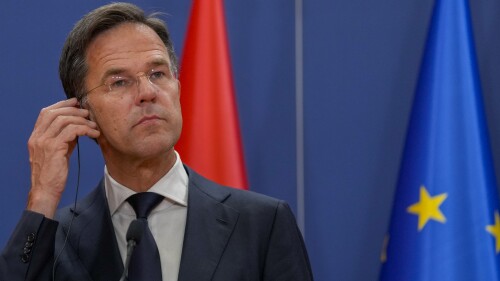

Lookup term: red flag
[176,0,248,189]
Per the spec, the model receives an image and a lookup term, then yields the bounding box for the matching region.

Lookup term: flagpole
[295,0,305,235]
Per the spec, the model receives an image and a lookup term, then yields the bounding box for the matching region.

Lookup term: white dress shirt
[104,151,188,281]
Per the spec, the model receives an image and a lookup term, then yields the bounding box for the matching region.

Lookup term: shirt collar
[104,151,189,215]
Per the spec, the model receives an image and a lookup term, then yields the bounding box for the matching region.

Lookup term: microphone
[119,220,143,281]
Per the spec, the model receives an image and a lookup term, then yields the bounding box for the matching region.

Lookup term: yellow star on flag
[380,235,389,263]
[486,211,500,254]
[407,185,448,231]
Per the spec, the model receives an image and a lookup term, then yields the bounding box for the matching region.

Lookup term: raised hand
[26,98,100,218]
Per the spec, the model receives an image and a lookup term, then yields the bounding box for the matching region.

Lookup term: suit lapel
[178,167,240,281]
[59,181,123,281]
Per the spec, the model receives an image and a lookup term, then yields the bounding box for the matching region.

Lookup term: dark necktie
[126,192,164,281]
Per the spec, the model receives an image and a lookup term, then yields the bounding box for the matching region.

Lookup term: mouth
[134,115,162,127]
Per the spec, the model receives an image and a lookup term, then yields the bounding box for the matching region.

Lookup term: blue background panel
[1,1,500,280]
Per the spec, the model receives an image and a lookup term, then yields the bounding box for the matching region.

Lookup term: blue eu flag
[379,0,500,280]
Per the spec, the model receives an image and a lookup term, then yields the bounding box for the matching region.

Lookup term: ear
[82,99,101,144]
[81,98,94,121]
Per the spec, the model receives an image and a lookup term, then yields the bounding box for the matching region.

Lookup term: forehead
[85,23,170,75]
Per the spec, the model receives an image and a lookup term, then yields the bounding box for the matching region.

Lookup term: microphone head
[126,219,144,244]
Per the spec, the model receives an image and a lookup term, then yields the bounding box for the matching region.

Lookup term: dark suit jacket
[0,166,313,280]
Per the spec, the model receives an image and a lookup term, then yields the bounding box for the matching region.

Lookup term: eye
[148,65,172,84]
[149,71,166,82]
[108,76,132,91]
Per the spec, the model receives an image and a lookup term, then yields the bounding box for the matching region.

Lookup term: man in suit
[0,2,313,281]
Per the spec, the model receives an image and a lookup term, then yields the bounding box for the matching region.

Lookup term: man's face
[84,23,182,162]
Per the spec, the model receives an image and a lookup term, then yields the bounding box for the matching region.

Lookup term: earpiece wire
[52,138,81,280]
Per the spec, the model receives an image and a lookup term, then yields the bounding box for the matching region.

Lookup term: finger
[42,115,97,139]
[37,98,79,118]
[47,98,78,109]
[34,124,100,155]
[33,105,90,135]
[55,124,100,144]
[29,121,99,152]
[28,118,98,156]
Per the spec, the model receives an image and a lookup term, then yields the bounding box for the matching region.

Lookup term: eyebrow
[100,58,172,82]
[147,58,170,68]
[100,67,127,83]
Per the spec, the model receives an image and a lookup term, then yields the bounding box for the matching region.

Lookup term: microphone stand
[119,220,143,281]
[119,240,137,281]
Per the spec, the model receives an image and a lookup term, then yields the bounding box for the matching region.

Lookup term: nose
[134,74,157,105]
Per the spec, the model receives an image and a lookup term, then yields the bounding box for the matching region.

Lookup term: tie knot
[127,192,164,219]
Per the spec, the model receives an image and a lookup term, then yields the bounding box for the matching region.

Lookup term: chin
[134,136,177,157]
